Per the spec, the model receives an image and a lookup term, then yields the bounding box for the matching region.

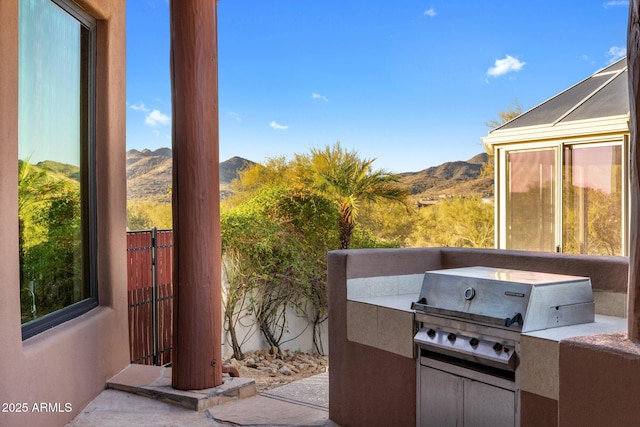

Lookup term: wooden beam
[170,0,222,389]
[628,0,640,341]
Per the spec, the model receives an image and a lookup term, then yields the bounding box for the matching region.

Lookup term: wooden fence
[126,228,174,366]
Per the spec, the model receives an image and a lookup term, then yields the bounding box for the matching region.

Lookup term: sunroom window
[505,148,557,252]
[562,144,623,256]
[18,0,97,339]
[499,140,626,256]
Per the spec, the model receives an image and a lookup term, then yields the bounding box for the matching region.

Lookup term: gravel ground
[224,348,328,392]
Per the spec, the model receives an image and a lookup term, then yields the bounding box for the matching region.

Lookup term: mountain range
[126,148,493,203]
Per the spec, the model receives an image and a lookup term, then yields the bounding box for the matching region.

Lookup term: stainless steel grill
[412,266,595,427]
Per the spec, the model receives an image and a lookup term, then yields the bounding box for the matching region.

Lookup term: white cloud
[131,102,150,112]
[228,111,242,122]
[424,8,436,17]
[312,92,329,102]
[270,121,289,130]
[604,1,628,8]
[487,55,526,77]
[607,46,626,63]
[145,109,171,127]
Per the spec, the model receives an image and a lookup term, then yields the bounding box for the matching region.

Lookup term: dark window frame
[21,0,98,340]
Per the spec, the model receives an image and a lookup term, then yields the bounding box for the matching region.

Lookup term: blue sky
[127,0,629,173]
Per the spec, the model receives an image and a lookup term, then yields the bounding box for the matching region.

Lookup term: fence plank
[126,230,173,366]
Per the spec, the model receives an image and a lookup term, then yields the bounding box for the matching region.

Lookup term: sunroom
[482,58,629,256]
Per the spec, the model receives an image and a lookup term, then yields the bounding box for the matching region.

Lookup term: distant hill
[126,148,255,202]
[126,148,493,203]
[219,156,257,199]
[399,153,492,201]
[220,156,255,183]
[127,148,174,201]
[37,160,80,182]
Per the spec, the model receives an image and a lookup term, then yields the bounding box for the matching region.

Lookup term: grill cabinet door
[419,363,516,426]
[420,366,463,426]
[464,379,515,427]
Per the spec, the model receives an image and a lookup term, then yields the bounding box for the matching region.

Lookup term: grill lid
[411,266,595,332]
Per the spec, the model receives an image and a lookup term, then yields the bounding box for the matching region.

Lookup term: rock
[224,358,240,367]
[245,358,257,368]
[279,365,292,376]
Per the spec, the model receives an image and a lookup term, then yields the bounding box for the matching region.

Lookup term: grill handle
[505,312,523,327]
[411,299,428,312]
[412,301,523,330]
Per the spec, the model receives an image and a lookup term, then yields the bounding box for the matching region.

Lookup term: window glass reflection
[563,145,623,255]
[505,149,557,252]
[18,0,90,324]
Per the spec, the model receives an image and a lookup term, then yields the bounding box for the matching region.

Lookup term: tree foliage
[562,185,622,255]
[307,142,411,249]
[227,156,302,203]
[484,99,522,130]
[410,196,494,248]
[221,185,337,356]
[358,199,417,247]
[126,200,172,230]
[18,160,82,323]
[221,142,408,355]
[228,142,410,250]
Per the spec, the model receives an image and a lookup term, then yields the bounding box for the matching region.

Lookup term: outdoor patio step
[106,364,256,411]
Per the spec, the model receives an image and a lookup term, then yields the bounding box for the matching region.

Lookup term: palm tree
[309,142,410,249]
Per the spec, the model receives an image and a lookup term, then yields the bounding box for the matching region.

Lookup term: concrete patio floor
[66,368,340,427]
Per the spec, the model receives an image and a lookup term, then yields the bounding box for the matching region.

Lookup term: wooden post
[628,0,640,341]
[170,0,223,389]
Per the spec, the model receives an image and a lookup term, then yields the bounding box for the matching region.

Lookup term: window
[18,0,97,339]
[562,144,623,255]
[505,148,557,252]
[499,140,626,256]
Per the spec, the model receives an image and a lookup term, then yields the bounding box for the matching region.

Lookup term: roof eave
[481,114,630,150]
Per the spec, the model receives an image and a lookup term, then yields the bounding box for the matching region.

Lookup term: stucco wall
[0,1,129,426]
[328,248,442,427]
[559,333,640,427]
[221,299,329,357]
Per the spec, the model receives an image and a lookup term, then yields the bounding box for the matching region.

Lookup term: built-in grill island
[412,266,595,427]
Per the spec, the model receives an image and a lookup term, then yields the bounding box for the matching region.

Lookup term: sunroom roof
[492,57,628,132]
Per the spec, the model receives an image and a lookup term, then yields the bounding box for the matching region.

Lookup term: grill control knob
[503,347,510,353]
[426,329,436,338]
[493,342,503,352]
[469,338,479,347]
[464,287,476,300]
[447,333,456,342]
